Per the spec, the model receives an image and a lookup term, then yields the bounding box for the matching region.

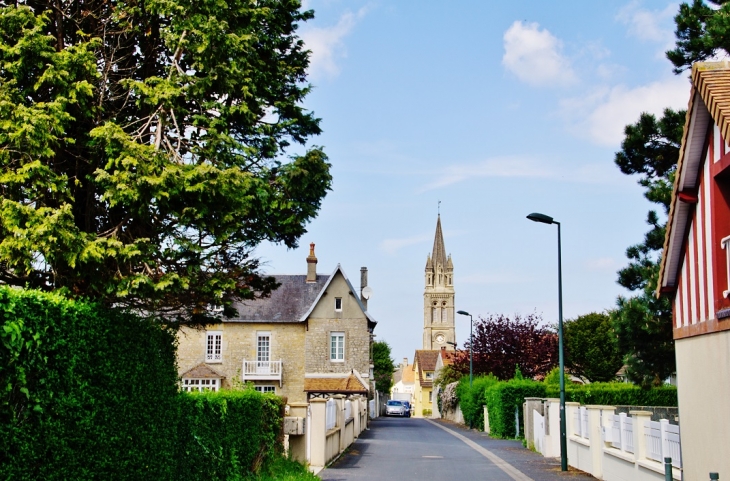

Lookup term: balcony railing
[241,360,283,387]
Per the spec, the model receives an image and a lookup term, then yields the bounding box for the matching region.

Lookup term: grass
[248,456,320,481]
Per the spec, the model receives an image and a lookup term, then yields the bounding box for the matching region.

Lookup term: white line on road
[426,420,534,481]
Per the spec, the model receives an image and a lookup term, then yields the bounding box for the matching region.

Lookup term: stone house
[657,61,730,479]
[176,244,377,403]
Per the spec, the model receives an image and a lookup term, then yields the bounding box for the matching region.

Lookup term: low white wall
[527,400,681,481]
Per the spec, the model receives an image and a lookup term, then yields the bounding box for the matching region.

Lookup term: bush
[176,390,284,480]
[546,382,677,406]
[0,288,180,480]
[0,288,285,480]
[483,380,546,438]
[456,374,499,428]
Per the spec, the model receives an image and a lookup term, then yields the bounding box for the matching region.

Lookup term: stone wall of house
[305,273,371,375]
[176,322,307,402]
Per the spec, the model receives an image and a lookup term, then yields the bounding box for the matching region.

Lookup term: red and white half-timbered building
[658,62,730,479]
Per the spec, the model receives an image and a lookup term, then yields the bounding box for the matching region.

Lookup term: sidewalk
[431,419,596,480]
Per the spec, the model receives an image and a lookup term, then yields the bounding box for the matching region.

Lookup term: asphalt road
[318,417,596,481]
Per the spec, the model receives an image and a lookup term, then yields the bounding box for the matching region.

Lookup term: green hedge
[546,383,678,407]
[176,391,284,480]
[484,380,546,438]
[456,375,499,428]
[0,287,284,480]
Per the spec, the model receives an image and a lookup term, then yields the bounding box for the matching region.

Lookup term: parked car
[401,401,412,418]
[385,400,407,417]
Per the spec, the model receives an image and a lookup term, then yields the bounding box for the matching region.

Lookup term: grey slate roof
[229,274,329,322]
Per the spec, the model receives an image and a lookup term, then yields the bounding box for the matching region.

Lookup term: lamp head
[457,310,470,316]
[526,212,554,224]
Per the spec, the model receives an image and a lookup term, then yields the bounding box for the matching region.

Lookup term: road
[318,417,595,481]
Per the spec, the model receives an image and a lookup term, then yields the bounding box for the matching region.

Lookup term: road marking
[422,455,443,459]
[426,420,534,481]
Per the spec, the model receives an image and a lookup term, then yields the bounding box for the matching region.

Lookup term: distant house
[390,358,415,403]
[412,349,440,417]
[177,244,377,403]
[657,61,730,479]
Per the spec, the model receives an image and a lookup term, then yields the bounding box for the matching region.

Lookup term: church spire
[431,214,447,269]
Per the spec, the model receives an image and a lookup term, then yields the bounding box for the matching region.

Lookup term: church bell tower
[423,215,455,350]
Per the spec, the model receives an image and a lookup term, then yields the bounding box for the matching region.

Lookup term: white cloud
[502,21,577,87]
[561,75,690,146]
[420,156,627,191]
[300,7,368,80]
[379,234,431,255]
[617,1,677,47]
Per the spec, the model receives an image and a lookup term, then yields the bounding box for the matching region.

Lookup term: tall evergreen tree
[372,341,395,393]
[611,109,683,387]
[0,1,331,319]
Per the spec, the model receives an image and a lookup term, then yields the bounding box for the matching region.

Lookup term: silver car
[385,400,407,417]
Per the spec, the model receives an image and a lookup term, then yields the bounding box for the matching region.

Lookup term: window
[206,331,222,363]
[330,332,345,361]
[441,306,447,323]
[428,390,433,402]
[182,378,219,392]
[335,297,342,311]
[425,372,433,380]
[254,385,276,394]
[257,332,270,363]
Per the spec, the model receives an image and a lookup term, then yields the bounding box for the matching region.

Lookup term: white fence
[525,400,682,481]
[325,399,337,431]
[644,419,682,468]
[344,400,352,421]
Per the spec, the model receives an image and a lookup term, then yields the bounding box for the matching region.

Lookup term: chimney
[402,357,408,368]
[360,267,368,309]
[306,243,317,283]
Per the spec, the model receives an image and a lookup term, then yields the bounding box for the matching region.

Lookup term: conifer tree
[0,0,331,319]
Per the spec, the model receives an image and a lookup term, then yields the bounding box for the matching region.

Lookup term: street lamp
[526,212,567,472]
[456,310,473,389]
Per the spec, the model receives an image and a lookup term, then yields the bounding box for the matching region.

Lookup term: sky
[254,0,691,365]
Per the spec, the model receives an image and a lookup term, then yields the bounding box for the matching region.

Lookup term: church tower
[423,215,455,350]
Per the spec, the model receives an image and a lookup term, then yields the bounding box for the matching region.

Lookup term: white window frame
[425,371,434,380]
[254,385,276,394]
[335,297,343,311]
[206,331,223,363]
[330,331,345,362]
[257,331,271,363]
[182,378,220,392]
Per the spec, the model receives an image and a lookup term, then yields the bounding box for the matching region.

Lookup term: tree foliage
[612,108,683,387]
[667,0,730,73]
[372,340,394,393]
[563,312,623,383]
[0,0,331,318]
[453,313,558,381]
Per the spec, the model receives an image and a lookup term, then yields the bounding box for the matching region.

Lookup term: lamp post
[456,310,473,388]
[526,212,567,472]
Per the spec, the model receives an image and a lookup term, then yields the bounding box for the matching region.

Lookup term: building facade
[423,215,456,350]
[657,62,730,480]
[177,244,377,403]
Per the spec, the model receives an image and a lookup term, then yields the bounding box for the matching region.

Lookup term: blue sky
[254,0,690,364]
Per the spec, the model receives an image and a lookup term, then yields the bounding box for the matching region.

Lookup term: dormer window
[335,297,342,311]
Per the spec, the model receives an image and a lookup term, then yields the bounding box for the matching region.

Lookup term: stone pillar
[544,398,561,458]
[631,410,652,463]
[524,397,544,449]
[333,395,346,453]
[351,397,360,437]
[599,406,616,448]
[288,402,309,464]
[585,405,610,479]
[309,399,327,470]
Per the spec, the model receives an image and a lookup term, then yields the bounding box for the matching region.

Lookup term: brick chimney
[306,242,317,283]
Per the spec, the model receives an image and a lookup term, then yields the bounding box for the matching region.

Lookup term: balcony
[242,360,283,387]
